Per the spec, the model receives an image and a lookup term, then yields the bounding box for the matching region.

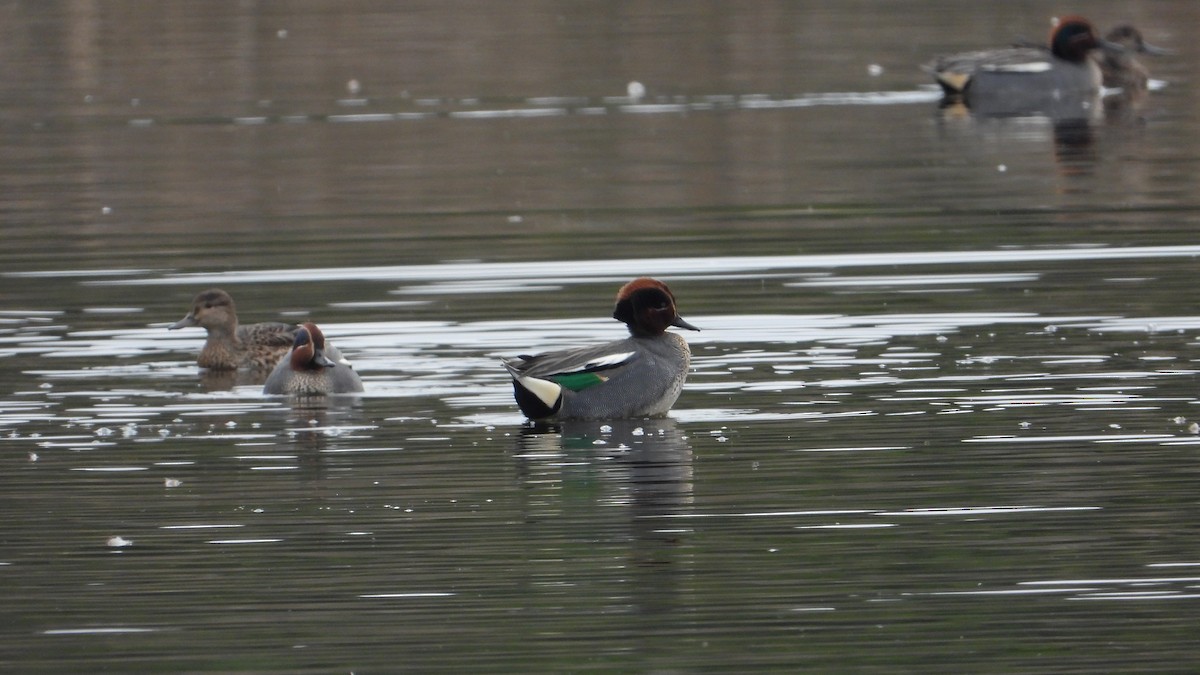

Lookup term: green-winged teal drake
[925,16,1120,117]
[263,322,364,395]
[504,278,699,421]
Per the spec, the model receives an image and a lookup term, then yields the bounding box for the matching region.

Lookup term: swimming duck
[503,278,699,421]
[1094,25,1167,95]
[925,16,1117,117]
[263,322,364,395]
[169,289,297,371]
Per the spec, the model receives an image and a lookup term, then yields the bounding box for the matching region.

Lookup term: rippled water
[4,2,1200,672]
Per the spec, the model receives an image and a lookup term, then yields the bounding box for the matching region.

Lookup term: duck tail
[504,360,562,419]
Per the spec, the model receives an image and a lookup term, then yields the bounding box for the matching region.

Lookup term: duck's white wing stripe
[983,61,1053,73]
[583,351,636,371]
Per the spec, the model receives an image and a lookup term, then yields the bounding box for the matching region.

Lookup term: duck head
[1104,25,1170,56]
[169,288,237,332]
[290,323,337,371]
[1049,16,1104,62]
[612,278,700,337]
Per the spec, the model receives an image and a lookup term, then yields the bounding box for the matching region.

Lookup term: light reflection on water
[33,242,1200,288]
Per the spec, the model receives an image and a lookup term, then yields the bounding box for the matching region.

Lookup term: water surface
[3,2,1200,672]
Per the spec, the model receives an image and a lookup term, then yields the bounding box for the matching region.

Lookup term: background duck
[169,288,297,371]
[1094,25,1169,95]
[263,322,364,395]
[925,16,1116,117]
[504,277,699,421]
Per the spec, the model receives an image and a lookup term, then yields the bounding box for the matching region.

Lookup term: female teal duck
[504,278,699,421]
[169,289,297,371]
[263,322,364,395]
[1094,25,1168,96]
[925,16,1118,117]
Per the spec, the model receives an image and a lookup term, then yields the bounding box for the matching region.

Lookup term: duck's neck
[628,327,664,339]
[210,322,242,346]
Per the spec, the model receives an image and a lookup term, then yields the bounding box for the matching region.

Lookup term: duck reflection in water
[1051,119,1098,170]
[273,397,367,480]
[513,418,694,616]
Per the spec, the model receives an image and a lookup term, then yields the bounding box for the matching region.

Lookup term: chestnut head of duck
[288,323,337,371]
[1049,16,1105,63]
[263,321,364,395]
[611,277,699,338]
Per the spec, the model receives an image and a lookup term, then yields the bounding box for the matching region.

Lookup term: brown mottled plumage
[169,289,297,371]
[1094,25,1166,94]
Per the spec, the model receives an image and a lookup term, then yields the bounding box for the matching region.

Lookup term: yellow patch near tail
[517,375,562,410]
[937,72,971,93]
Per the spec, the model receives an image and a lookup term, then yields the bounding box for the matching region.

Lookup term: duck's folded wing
[240,322,299,348]
[978,48,1055,73]
[928,47,1055,94]
[322,341,354,368]
[933,47,1053,75]
[505,344,638,392]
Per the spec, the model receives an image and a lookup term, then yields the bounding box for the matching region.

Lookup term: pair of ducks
[926,16,1167,113]
[171,278,697,420]
[170,289,364,396]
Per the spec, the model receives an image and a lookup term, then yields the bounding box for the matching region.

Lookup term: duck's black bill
[1141,41,1172,56]
[671,316,701,331]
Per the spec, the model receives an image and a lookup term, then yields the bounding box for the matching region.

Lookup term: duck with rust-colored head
[263,322,363,396]
[925,16,1119,117]
[169,289,297,371]
[503,278,699,421]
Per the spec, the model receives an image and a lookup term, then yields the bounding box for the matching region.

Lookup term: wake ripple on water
[104,89,947,129]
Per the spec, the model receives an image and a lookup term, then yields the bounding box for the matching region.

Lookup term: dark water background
[3,1,1200,672]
